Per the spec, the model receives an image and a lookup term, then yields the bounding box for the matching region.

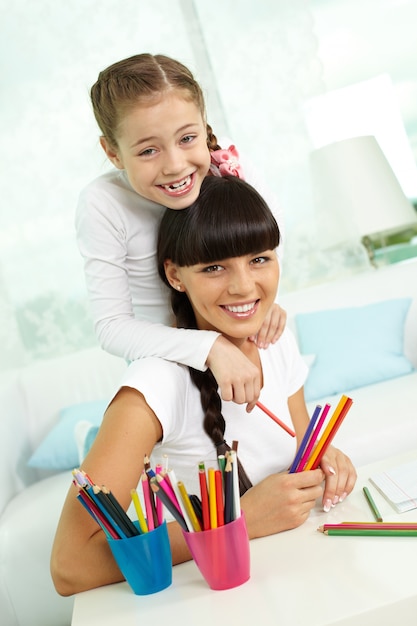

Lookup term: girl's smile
[158,172,195,197]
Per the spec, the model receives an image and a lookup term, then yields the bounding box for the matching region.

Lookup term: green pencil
[363,486,383,522]
[324,528,417,537]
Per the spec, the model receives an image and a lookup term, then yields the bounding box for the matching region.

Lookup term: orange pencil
[304,395,352,470]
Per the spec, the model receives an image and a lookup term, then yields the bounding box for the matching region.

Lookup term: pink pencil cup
[182,513,250,590]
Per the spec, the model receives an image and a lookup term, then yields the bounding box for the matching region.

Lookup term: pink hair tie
[209,145,244,180]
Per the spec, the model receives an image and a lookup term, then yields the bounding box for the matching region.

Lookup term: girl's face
[101,92,211,209]
[165,250,280,346]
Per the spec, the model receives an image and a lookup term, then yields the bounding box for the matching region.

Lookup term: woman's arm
[50,386,191,596]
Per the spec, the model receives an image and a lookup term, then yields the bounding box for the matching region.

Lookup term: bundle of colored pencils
[318,522,417,537]
[145,451,241,533]
[73,469,140,539]
[289,394,353,473]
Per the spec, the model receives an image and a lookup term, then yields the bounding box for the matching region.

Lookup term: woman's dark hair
[157,175,280,496]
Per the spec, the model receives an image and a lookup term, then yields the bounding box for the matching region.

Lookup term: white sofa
[1,258,416,626]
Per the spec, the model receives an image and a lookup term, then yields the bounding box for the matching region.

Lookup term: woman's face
[165,250,280,346]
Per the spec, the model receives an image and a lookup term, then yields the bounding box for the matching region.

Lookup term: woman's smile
[220,300,260,319]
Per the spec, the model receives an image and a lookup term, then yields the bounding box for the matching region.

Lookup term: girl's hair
[90,53,221,151]
[157,176,280,495]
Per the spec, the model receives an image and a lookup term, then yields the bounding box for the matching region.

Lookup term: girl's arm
[75,185,264,408]
[75,185,219,369]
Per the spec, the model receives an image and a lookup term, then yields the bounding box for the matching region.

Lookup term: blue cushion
[295,298,414,402]
[28,400,107,470]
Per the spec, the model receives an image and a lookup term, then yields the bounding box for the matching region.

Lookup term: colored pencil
[177,481,202,532]
[256,401,296,437]
[229,450,241,519]
[155,464,164,525]
[198,462,211,530]
[155,473,182,515]
[215,469,224,527]
[217,454,226,474]
[189,494,203,525]
[304,396,353,471]
[297,404,331,472]
[363,486,383,522]
[130,489,148,533]
[85,486,128,538]
[289,404,322,473]
[77,490,119,539]
[149,478,188,531]
[224,456,234,524]
[319,523,417,532]
[100,486,139,537]
[208,467,218,529]
[141,471,155,531]
[166,468,195,532]
[323,528,417,537]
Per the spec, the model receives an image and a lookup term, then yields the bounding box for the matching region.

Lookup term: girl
[52,175,356,596]
[76,53,286,411]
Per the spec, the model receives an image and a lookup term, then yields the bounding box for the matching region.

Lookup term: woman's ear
[99,136,124,169]
[164,260,182,290]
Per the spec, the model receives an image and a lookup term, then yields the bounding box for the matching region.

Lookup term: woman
[51,176,356,596]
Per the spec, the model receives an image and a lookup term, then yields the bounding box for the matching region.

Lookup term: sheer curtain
[0,0,328,371]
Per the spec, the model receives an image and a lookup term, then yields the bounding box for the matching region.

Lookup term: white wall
[0,0,416,368]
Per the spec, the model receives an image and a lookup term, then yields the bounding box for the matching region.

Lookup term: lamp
[309,135,417,264]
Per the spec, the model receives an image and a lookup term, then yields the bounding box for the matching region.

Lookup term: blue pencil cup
[107,521,172,595]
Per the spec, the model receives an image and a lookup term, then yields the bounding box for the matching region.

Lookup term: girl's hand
[319,446,357,512]
[249,303,286,348]
[241,469,324,538]
[206,335,261,412]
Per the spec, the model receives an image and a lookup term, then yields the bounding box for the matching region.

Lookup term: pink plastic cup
[182,513,250,590]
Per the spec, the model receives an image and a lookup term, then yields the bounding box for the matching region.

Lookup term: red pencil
[198,462,210,530]
[256,401,296,437]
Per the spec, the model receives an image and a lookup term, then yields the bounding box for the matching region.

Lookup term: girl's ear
[99,136,124,169]
[164,260,182,290]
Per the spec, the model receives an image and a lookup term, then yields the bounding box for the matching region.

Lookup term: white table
[72,451,417,626]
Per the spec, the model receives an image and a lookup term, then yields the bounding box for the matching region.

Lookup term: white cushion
[0,473,74,626]
[306,371,417,467]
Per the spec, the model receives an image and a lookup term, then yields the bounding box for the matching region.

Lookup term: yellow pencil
[208,467,218,529]
[130,488,148,533]
[177,481,201,532]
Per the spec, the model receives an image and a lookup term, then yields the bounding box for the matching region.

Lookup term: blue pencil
[289,405,322,473]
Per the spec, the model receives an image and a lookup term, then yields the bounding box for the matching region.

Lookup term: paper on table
[369,459,417,513]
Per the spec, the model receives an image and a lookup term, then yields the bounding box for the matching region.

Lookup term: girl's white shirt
[118,327,305,499]
[75,141,284,366]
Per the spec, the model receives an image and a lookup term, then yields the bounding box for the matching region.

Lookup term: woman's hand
[206,335,261,412]
[240,469,324,538]
[319,446,357,511]
[249,303,286,348]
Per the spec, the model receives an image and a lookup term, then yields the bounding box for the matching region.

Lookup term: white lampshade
[310,135,417,248]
